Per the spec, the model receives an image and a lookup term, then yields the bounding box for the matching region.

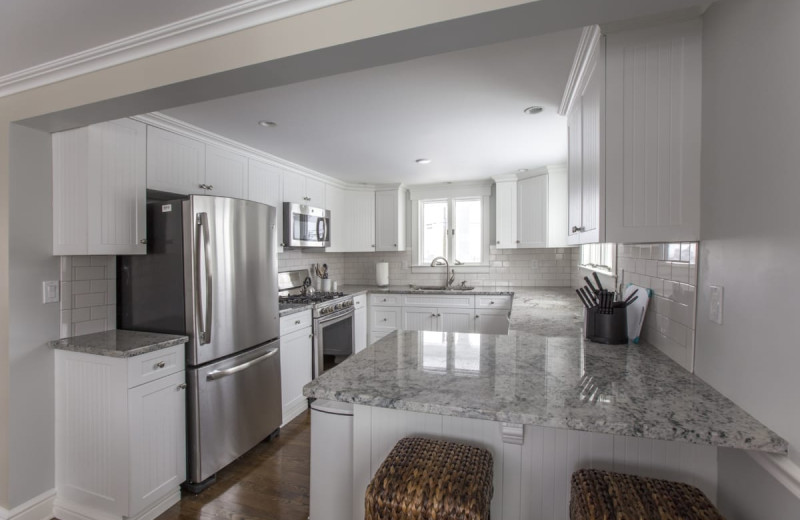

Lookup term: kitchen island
[303,288,786,520]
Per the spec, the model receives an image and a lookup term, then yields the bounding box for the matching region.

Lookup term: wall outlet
[709,285,723,324]
[43,280,60,304]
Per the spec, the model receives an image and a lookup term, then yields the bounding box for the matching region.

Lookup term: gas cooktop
[279,291,345,305]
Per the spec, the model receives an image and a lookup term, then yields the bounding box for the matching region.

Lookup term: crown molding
[558,24,602,116]
[0,0,349,99]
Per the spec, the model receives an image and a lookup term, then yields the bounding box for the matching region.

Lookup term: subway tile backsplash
[60,255,117,338]
[617,243,698,371]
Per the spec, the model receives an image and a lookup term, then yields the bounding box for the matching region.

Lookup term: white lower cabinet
[280,311,313,424]
[55,344,187,520]
[402,307,439,331]
[474,309,511,334]
[440,308,475,333]
[353,295,367,353]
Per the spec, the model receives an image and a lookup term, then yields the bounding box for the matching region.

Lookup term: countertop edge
[50,331,189,358]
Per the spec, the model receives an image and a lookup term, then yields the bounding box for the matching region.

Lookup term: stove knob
[335,303,343,311]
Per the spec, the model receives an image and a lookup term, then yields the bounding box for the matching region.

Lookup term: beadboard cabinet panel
[53,128,90,255]
[495,180,518,248]
[605,20,701,243]
[205,145,247,199]
[344,189,375,252]
[146,126,205,195]
[324,183,346,252]
[247,158,284,250]
[280,327,312,425]
[375,188,406,251]
[517,175,547,248]
[577,40,604,245]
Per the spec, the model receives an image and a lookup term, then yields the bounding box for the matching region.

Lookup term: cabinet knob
[309,334,313,338]
[516,240,520,244]
[295,320,301,325]
[371,244,375,248]
[490,301,495,305]
[207,185,214,191]
[437,313,442,317]
[155,361,166,369]
[280,242,285,247]
[475,315,479,319]
[139,239,148,244]
[431,313,437,317]
[382,318,387,322]
[199,183,207,189]
[393,243,397,247]
[177,383,187,390]
[496,241,500,245]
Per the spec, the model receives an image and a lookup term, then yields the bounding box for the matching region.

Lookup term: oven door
[313,308,354,378]
[284,203,331,247]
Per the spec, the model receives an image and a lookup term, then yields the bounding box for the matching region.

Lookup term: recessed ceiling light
[523,106,544,115]
[416,158,432,164]
[518,168,529,173]
[257,120,277,127]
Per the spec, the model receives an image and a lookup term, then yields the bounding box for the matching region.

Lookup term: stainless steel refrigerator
[118,194,281,493]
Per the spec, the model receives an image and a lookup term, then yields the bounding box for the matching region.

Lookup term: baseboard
[54,490,180,520]
[748,451,800,500]
[0,490,55,520]
[282,397,309,426]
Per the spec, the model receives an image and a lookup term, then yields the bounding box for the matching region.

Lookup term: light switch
[43,280,60,304]
[709,285,723,324]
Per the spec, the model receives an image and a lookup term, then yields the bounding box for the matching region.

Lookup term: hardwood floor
[158,411,311,520]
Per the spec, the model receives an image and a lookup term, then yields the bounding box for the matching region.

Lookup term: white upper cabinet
[283,170,326,208]
[344,189,375,252]
[146,126,205,195]
[605,19,701,243]
[375,187,406,252]
[563,20,701,244]
[53,118,147,255]
[247,158,284,250]
[205,145,247,198]
[517,175,547,248]
[324,183,346,252]
[494,179,518,248]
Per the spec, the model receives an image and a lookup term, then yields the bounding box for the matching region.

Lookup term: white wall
[8,124,59,507]
[696,0,800,515]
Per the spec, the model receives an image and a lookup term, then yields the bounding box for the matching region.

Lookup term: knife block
[584,306,628,345]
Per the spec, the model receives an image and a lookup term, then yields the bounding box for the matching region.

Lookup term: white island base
[329,405,718,520]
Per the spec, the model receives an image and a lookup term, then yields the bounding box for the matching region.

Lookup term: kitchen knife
[624,295,639,307]
[592,272,604,292]
[576,289,592,309]
[581,287,597,306]
[623,289,639,305]
[584,276,599,294]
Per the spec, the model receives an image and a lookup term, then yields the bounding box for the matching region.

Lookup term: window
[579,243,615,273]
[419,197,483,265]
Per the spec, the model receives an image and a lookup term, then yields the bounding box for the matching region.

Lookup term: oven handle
[316,306,354,324]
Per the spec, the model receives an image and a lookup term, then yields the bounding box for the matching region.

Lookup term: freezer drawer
[186,340,282,484]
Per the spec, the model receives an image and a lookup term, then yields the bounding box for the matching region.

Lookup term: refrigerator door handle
[206,347,279,381]
[196,212,213,344]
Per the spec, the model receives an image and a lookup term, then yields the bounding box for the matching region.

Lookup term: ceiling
[164,28,581,185]
[0,0,241,77]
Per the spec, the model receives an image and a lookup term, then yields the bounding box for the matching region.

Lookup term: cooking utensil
[624,284,651,343]
[576,289,592,309]
[592,272,604,292]
[322,263,329,279]
[579,287,596,307]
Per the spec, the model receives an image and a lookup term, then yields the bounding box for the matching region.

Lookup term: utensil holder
[321,278,332,292]
[584,305,628,345]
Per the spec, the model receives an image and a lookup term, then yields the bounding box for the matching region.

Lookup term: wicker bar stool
[570,468,724,520]
[365,436,493,520]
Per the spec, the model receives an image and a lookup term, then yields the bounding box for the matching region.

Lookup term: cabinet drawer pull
[155,361,166,369]
[475,315,479,318]
[139,238,148,244]
[295,320,301,325]
[431,313,437,317]
[177,383,187,390]
[309,334,313,338]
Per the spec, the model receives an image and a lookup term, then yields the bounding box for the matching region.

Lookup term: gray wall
[717,449,800,520]
[8,124,59,507]
[697,0,800,515]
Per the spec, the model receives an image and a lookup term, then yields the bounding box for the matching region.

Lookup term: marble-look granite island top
[304,329,787,454]
[50,329,188,358]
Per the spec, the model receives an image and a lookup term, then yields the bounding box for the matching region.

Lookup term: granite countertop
[279,303,314,317]
[339,284,514,296]
[304,287,787,454]
[50,330,189,358]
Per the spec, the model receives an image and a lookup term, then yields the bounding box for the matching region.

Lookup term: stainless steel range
[279,270,354,378]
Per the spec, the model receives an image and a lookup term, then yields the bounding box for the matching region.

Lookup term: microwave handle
[320,217,328,241]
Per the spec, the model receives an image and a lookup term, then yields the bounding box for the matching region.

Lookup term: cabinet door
[579,41,604,244]
[474,309,510,335]
[375,190,399,251]
[324,183,346,252]
[280,328,312,424]
[403,307,439,332]
[282,170,306,204]
[495,180,517,248]
[305,177,326,208]
[517,175,547,248]
[146,126,205,195]
[605,20,701,243]
[128,371,186,517]
[87,119,147,255]
[567,103,583,245]
[345,190,376,252]
[53,127,90,255]
[354,307,367,354]
[439,308,474,333]
[205,145,247,198]
[248,159,284,250]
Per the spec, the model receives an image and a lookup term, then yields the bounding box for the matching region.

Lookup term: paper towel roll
[376,262,389,287]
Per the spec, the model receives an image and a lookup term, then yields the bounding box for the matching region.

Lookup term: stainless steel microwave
[283,202,331,248]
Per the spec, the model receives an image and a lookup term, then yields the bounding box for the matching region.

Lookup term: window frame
[578,243,616,274]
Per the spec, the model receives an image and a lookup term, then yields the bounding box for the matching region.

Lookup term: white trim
[0,489,55,520]
[558,25,602,116]
[408,181,492,201]
[501,423,524,445]
[748,451,800,501]
[53,490,180,520]
[281,397,309,427]
[0,0,350,98]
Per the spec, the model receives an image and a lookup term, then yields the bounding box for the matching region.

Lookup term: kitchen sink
[410,285,475,291]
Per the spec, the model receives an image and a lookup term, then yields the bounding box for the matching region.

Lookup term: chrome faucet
[430,256,455,288]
